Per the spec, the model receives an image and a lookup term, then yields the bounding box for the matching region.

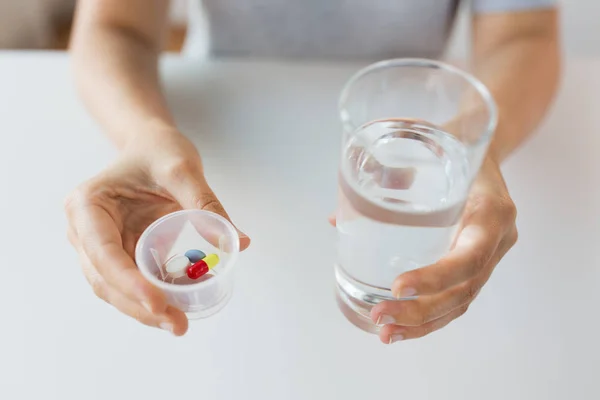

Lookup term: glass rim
[135,209,240,293]
[338,58,498,147]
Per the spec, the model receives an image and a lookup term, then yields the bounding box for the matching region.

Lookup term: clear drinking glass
[135,210,240,319]
[335,59,497,333]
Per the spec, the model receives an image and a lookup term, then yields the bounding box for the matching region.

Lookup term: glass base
[334,264,397,334]
[335,286,381,334]
[335,264,419,333]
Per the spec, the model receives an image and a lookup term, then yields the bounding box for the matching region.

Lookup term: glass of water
[335,59,497,333]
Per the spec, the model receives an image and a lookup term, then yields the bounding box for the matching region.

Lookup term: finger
[159,163,250,251]
[67,225,79,248]
[75,237,166,314]
[70,199,168,313]
[328,213,336,227]
[391,208,504,298]
[106,286,188,336]
[389,156,518,298]
[378,304,469,344]
[78,250,188,334]
[79,250,111,305]
[373,233,515,327]
[371,283,482,327]
[162,305,189,336]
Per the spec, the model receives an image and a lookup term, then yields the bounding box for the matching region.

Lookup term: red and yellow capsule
[186,253,220,279]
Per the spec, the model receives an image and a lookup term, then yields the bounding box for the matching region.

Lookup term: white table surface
[0,52,599,400]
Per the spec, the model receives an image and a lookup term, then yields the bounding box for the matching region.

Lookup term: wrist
[486,142,504,166]
[119,123,203,178]
[478,153,504,185]
[486,116,508,165]
[120,119,185,154]
[485,109,528,164]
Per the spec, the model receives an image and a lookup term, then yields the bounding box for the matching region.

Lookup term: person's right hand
[64,130,250,335]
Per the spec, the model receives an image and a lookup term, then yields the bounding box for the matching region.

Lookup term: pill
[186,253,220,280]
[164,255,191,278]
[184,249,206,263]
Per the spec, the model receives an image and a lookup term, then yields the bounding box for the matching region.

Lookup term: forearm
[71,1,177,149]
[473,10,560,163]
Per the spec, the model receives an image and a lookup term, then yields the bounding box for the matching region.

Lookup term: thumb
[159,165,250,251]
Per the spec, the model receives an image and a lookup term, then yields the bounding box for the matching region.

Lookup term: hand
[369,156,517,343]
[64,131,250,336]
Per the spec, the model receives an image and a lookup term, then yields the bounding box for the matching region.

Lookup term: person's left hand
[331,156,518,343]
[372,156,517,343]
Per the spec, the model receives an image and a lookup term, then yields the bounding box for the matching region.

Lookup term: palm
[94,172,182,258]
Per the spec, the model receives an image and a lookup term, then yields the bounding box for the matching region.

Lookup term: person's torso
[186,0,461,60]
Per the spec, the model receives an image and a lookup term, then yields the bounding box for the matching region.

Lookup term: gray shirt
[185,0,556,60]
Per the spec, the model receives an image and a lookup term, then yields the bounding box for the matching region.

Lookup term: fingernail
[142,301,153,313]
[394,287,417,299]
[376,314,396,325]
[390,333,404,343]
[159,322,175,335]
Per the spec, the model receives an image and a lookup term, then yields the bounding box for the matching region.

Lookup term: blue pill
[184,249,206,263]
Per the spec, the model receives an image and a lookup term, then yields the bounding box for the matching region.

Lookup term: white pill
[164,255,190,275]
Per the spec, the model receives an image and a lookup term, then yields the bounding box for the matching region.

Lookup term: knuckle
[468,248,489,274]
[427,273,446,294]
[419,324,435,337]
[419,310,435,326]
[498,227,519,256]
[132,307,146,324]
[458,304,470,317]
[63,188,84,213]
[64,183,98,215]
[473,193,516,223]
[89,277,108,302]
[456,280,479,305]
[509,227,519,246]
[470,193,492,212]
[63,193,76,213]
[193,193,222,213]
[66,228,77,247]
[407,269,443,294]
[463,282,479,303]
[497,195,517,221]
[406,303,430,326]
